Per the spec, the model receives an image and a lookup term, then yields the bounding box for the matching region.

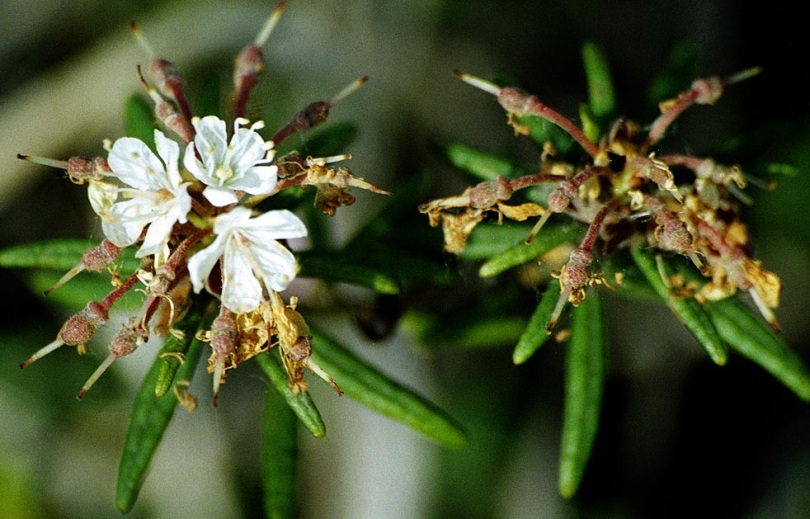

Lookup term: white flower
[184,116,277,207]
[91,129,192,258]
[188,206,307,314]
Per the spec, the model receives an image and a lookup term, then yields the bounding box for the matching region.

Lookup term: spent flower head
[418,47,810,499]
[422,66,782,332]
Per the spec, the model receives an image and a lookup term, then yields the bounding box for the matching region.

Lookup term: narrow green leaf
[309,328,466,449]
[124,94,156,147]
[0,239,140,272]
[443,316,527,349]
[115,313,206,513]
[513,281,563,364]
[255,351,326,438]
[765,161,798,176]
[262,381,299,519]
[630,247,727,365]
[646,41,699,112]
[459,223,536,261]
[559,289,604,498]
[443,143,522,181]
[0,239,90,270]
[513,114,576,155]
[479,223,583,278]
[582,41,615,118]
[579,103,601,144]
[26,270,142,312]
[297,251,399,294]
[153,328,197,398]
[705,298,810,401]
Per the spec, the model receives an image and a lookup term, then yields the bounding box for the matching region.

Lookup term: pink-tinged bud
[44,240,122,296]
[656,218,693,253]
[77,318,146,400]
[108,319,145,358]
[59,301,109,345]
[497,87,540,116]
[20,300,109,369]
[66,156,111,183]
[233,45,264,85]
[83,240,122,271]
[469,177,513,209]
[692,77,724,105]
[547,188,572,213]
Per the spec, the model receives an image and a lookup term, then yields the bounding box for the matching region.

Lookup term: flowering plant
[2,2,463,514]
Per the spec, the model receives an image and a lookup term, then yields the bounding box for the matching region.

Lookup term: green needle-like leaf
[705,298,810,401]
[558,289,605,498]
[443,143,524,181]
[0,239,91,270]
[124,94,156,147]
[479,223,583,278]
[262,380,299,519]
[460,223,537,261]
[630,247,727,365]
[0,239,140,273]
[115,313,207,513]
[309,328,467,449]
[582,41,616,118]
[513,281,563,364]
[255,351,326,438]
[297,251,400,294]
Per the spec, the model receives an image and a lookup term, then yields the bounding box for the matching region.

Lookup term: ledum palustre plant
[419,42,810,497]
[0,2,464,515]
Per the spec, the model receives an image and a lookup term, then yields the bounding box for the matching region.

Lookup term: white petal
[107,137,166,190]
[153,130,183,189]
[187,234,228,294]
[202,185,240,207]
[136,213,177,258]
[221,238,264,313]
[250,239,299,292]
[229,127,270,173]
[101,198,151,247]
[183,142,206,183]
[229,165,278,195]
[241,209,308,240]
[87,180,119,217]
[192,116,228,171]
[212,205,254,233]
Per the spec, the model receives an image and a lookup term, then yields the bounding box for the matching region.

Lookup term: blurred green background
[1,1,808,518]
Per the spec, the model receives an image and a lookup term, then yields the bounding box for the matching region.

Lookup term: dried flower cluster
[18,2,387,404]
[420,68,781,333]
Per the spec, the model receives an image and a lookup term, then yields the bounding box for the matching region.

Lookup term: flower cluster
[420,68,782,333]
[18,2,387,404]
